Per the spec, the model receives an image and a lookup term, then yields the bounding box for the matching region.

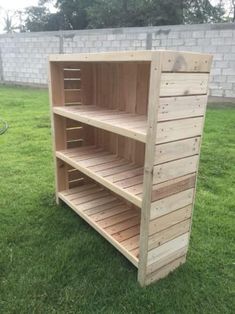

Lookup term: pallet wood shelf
[58,183,140,267]
[56,145,143,207]
[53,106,147,142]
[49,50,213,286]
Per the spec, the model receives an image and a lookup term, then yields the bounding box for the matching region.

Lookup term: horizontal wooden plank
[150,188,194,220]
[50,50,212,64]
[112,224,140,242]
[64,68,81,78]
[161,51,212,72]
[147,233,189,266]
[151,173,196,202]
[50,51,153,62]
[153,155,199,184]
[158,95,207,121]
[64,90,82,104]
[154,137,200,165]
[149,205,192,236]
[146,253,187,284]
[148,219,191,251]
[64,80,81,90]
[68,169,82,182]
[156,117,204,144]
[66,127,83,141]
[160,73,209,97]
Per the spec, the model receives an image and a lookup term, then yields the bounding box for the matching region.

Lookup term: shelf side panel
[143,52,212,285]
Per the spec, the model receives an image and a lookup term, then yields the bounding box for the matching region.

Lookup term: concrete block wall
[0,23,235,98]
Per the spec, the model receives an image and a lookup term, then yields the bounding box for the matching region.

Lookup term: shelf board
[53,106,147,143]
[56,146,143,207]
[58,183,140,267]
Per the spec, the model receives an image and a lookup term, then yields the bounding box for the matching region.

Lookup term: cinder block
[107,34,116,41]
[168,32,179,39]
[224,54,235,61]
[171,39,184,46]
[225,89,235,97]
[205,30,220,38]
[227,75,235,83]
[138,33,146,40]
[192,31,204,38]
[111,40,120,47]
[219,30,233,37]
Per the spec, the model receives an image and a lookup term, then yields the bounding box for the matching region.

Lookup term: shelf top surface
[49,50,213,63]
[56,145,144,207]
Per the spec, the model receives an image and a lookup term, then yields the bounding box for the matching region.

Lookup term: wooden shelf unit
[49,50,212,286]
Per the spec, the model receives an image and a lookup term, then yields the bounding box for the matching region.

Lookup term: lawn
[0,85,234,313]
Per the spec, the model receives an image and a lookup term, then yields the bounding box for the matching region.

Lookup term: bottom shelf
[58,183,140,267]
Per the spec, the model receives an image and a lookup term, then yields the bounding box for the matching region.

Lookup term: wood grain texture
[160,73,209,97]
[156,117,204,144]
[150,189,194,220]
[153,155,199,184]
[158,95,207,121]
[138,53,162,286]
[154,137,200,164]
[161,51,212,72]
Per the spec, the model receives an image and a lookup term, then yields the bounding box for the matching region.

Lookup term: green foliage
[22,0,226,32]
[86,0,184,29]
[24,6,50,32]
[0,85,234,313]
[184,0,225,24]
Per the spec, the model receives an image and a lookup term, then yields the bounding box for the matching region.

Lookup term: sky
[0,0,56,32]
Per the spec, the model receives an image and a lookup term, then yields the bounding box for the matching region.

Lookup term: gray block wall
[0,23,235,98]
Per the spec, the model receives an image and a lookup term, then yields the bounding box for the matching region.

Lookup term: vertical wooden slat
[138,53,162,287]
[49,62,67,204]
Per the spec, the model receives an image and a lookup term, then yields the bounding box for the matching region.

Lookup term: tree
[24,6,50,32]
[22,0,226,32]
[3,11,17,33]
[183,0,225,24]
[24,6,68,31]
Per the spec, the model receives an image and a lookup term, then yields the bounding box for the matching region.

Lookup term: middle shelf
[53,105,147,143]
[56,145,144,207]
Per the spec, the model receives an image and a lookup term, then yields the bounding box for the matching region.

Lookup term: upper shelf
[49,50,213,73]
[53,105,147,143]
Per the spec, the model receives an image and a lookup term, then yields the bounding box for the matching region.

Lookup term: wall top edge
[0,22,234,38]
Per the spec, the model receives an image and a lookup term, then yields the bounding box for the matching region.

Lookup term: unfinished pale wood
[149,205,192,235]
[153,155,199,184]
[138,53,162,286]
[49,50,213,287]
[158,95,207,121]
[154,137,200,164]
[150,189,194,220]
[156,117,204,144]
[54,106,147,143]
[49,50,212,69]
[146,254,187,284]
[151,174,196,202]
[160,73,209,97]
[147,233,189,266]
[148,219,190,251]
[58,183,140,267]
[56,146,143,207]
[161,51,212,72]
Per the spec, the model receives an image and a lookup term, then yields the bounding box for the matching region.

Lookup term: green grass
[0,85,234,313]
